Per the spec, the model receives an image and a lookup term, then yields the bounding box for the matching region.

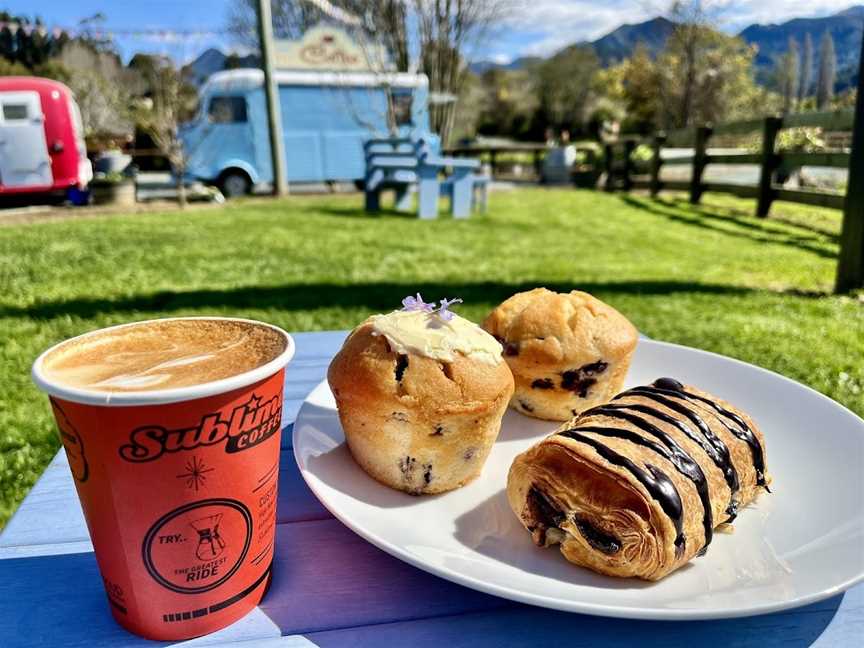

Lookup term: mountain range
[470,6,864,91]
[184,48,258,86]
[187,6,864,91]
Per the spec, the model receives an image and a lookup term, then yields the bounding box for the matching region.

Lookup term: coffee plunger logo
[189,513,225,560]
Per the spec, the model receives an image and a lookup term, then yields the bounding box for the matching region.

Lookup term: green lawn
[1,188,862,527]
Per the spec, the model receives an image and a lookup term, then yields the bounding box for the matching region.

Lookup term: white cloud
[500,0,861,58]
[503,1,657,57]
[491,53,513,65]
[709,0,861,30]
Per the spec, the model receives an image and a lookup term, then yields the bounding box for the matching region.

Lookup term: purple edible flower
[401,293,435,313]
[436,297,463,321]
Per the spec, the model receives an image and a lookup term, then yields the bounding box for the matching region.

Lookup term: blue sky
[8,1,863,64]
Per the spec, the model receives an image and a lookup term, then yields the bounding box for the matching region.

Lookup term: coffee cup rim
[31,316,295,406]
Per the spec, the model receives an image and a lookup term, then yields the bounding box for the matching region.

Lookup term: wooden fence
[444,143,548,180]
[442,108,863,291]
[605,109,852,215]
[604,108,864,293]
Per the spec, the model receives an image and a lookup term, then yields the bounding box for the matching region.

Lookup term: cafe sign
[274,25,389,71]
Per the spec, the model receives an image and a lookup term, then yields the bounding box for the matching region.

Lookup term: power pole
[256,0,288,196]
[835,32,864,292]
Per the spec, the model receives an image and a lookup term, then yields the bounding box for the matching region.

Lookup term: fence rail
[618,110,854,216]
[443,143,548,180]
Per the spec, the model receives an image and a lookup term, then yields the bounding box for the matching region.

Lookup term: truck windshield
[391,90,413,127]
[208,96,247,124]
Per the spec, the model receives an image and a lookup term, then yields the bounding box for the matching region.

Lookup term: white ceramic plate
[293,339,864,620]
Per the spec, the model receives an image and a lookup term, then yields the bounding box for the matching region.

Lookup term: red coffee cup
[32,317,295,640]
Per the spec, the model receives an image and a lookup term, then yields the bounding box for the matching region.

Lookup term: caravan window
[2,103,29,121]
[208,96,247,124]
[391,90,413,126]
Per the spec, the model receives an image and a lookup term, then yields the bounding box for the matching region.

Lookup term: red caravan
[0,76,92,198]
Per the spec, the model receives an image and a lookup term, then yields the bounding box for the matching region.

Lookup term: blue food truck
[181,68,434,196]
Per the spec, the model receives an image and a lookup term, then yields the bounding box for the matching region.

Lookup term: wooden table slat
[0,550,292,647]
[0,452,89,552]
[260,519,509,635]
[277,447,332,524]
[306,590,862,648]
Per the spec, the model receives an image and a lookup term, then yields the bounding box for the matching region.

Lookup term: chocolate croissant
[507,378,769,581]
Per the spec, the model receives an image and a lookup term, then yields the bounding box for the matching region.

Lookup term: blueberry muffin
[482,288,637,420]
[327,303,514,494]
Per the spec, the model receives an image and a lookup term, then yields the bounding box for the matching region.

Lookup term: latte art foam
[41,319,287,392]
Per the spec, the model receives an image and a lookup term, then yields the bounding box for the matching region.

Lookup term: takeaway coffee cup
[32,317,295,640]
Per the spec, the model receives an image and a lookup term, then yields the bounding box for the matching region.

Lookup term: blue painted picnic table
[364,138,485,219]
[0,330,860,647]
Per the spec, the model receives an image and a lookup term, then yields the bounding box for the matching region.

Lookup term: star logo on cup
[247,395,262,410]
[176,456,214,492]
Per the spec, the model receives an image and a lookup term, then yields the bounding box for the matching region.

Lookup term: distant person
[601,120,620,143]
[542,129,577,184]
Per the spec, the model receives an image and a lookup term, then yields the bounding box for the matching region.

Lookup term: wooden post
[650,133,666,197]
[604,143,615,192]
[689,126,712,204]
[584,147,598,188]
[256,0,288,196]
[756,116,783,217]
[623,140,636,191]
[835,34,864,292]
[489,150,498,180]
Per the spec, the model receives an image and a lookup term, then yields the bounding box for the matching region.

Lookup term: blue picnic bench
[364,138,488,219]
[0,329,861,647]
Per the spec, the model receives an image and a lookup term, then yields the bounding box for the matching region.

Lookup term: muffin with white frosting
[327,296,514,494]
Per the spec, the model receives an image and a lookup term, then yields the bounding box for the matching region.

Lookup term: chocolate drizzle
[651,380,767,489]
[615,386,740,520]
[557,429,686,555]
[579,406,715,550]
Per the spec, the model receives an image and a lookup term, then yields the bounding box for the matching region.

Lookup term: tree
[473,67,538,139]
[799,32,813,102]
[777,36,799,114]
[664,1,712,128]
[657,23,764,128]
[534,46,600,136]
[588,17,772,134]
[602,44,663,133]
[414,1,510,144]
[816,31,836,109]
[134,60,199,207]
[0,57,29,76]
[74,13,116,54]
[0,11,69,68]
[57,42,134,141]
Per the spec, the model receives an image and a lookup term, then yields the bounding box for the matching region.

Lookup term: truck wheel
[218,171,250,198]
